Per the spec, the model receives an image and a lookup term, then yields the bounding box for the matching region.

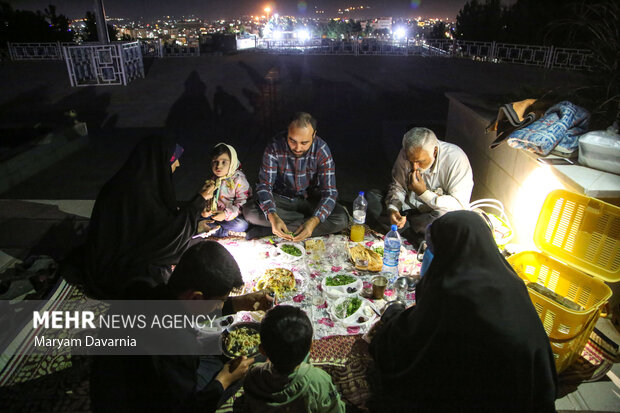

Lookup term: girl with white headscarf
[201,143,251,237]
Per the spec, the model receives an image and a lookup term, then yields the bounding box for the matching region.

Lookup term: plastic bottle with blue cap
[382,224,401,283]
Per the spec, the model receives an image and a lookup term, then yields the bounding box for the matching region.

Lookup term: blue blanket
[507,101,590,156]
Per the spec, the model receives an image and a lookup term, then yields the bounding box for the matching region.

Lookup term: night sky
[6,0,516,20]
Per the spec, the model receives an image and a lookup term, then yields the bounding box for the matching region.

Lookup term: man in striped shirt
[243,112,348,241]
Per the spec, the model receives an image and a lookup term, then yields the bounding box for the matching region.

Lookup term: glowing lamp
[297,29,309,41]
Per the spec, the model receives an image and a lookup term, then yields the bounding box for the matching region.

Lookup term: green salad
[325,274,356,286]
[335,297,362,318]
[372,246,384,257]
[281,244,302,257]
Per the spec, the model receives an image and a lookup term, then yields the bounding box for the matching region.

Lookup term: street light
[394,27,406,40]
[297,29,309,42]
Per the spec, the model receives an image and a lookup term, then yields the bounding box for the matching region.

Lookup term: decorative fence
[6,38,593,72]
[63,41,144,87]
[139,39,164,58]
[162,43,200,57]
[7,41,64,60]
[255,38,593,71]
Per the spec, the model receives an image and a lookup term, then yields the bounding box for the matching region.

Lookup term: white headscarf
[210,142,239,212]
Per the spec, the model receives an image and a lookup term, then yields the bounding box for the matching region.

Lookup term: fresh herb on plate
[325,274,356,286]
[281,244,302,257]
[335,297,362,318]
[372,246,384,257]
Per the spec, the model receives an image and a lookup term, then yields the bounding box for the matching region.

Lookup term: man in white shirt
[367,127,473,241]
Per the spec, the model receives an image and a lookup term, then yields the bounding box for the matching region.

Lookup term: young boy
[242,305,346,412]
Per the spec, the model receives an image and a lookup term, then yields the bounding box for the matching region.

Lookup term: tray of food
[321,274,363,299]
[277,243,305,261]
[329,296,379,327]
[254,268,297,299]
[220,322,261,358]
[305,238,326,253]
[349,244,383,271]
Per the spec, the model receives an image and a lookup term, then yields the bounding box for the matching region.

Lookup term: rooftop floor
[0,53,584,201]
[1,54,617,412]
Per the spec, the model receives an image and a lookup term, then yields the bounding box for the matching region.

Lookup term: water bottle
[350,191,367,242]
[382,224,401,282]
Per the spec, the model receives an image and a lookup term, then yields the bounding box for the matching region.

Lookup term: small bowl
[219,322,261,359]
[277,243,306,261]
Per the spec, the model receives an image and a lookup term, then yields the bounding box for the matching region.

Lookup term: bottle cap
[358,191,365,196]
[391,224,398,231]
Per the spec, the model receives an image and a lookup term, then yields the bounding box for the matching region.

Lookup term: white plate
[321,276,363,299]
[277,243,306,261]
[328,296,378,328]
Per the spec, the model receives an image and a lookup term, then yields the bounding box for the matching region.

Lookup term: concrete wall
[444,93,570,247]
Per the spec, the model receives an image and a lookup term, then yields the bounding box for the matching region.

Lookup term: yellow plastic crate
[507,189,619,373]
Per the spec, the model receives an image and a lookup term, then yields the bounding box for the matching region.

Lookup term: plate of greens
[321,274,363,298]
[277,243,305,261]
[329,296,378,327]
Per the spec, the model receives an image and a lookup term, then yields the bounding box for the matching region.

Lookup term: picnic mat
[1,233,617,412]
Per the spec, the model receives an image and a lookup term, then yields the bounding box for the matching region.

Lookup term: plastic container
[351,191,368,242]
[328,296,378,328]
[382,225,401,281]
[578,127,620,175]
[507,189,619,372]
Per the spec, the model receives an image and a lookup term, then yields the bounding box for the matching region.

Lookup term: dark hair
[209,144,231,162]
[167,241,243,298]
[288,112,317,133]
[260,305,313,375]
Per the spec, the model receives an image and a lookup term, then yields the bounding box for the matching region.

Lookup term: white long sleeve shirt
[386,140,473,214]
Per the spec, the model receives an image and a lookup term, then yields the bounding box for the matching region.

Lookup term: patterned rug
[0,278,94,412]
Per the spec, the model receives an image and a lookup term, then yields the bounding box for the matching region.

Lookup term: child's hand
[200,180,216,200]
[211,211,226,221]
[201,209,213,218]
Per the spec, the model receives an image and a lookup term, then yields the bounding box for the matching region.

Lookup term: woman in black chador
[79,135,210,298]
[369,210,558,413]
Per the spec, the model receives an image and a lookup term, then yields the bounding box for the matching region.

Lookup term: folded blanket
[487,98,545,149]
[506,101,590,157]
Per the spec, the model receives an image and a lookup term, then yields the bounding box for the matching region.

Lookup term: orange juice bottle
[350,191,367,242]
[350,223,365,242]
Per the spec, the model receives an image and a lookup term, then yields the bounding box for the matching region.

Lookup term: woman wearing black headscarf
[369,210,558,413]
[79,135,210,298]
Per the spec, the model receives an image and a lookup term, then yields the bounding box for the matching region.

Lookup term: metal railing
[139,39,163,58]
[63,41,144,87]
[6,38,594,72]
[255,38,593,71]
[162,44,200,57]
[7,41,64,60]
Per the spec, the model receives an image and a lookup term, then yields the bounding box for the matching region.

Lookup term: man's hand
[230,290,275,312]
[293,216,320,242]
[389,209,407,229]
[268,213,293,240]
[408,169,427,196]
[214,356,254,390]
[210,211,226,221]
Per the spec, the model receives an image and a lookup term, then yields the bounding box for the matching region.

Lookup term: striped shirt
[256,134,338,222]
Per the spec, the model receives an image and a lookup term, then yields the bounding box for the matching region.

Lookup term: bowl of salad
[277,243,305,261]
[328,296,378,327]
[321,274,363,299]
